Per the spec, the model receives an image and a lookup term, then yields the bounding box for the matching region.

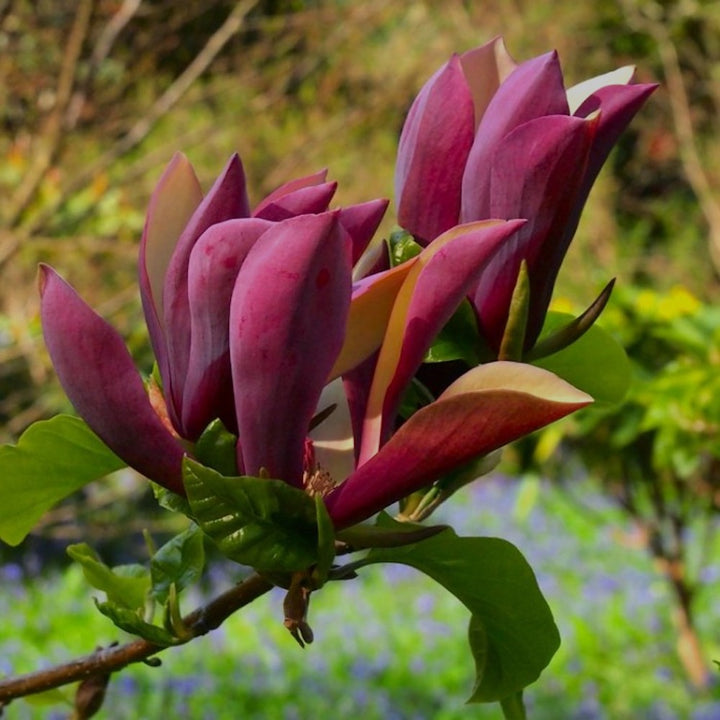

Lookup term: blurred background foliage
[2,0,720,716]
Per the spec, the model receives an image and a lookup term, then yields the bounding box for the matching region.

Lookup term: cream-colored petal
[566,66,636,114]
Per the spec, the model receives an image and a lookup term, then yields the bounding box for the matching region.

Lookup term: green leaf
[526,280,614,362]
[67,543,150,611]
[194,419,238,476]
[183,458,319,573]
[425,299,482,366]
[150,524,205,604]
[388,228,422,267]
[498,261,530,362]
[0,415,126,545]
[94,600,180,646]
[336,517,447,549]
[314,496,335,584]
[355,519,559,703]
[531,312,631,405]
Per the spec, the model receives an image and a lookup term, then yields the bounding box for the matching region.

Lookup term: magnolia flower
[40,155,591,532]
[40,154,387,495]
[395,36,656,351]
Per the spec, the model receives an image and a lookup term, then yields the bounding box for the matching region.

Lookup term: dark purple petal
[327,362,591,529]
[39,265,186,493]
[253,182,338,221]
[181,218,274,440]
[471,115,596,351]
[252,169,328,217]
[460,51,570,223]
[337,198,389,265]
[395,54,476,244]
[162,154,251,429]
[230,213,352,485]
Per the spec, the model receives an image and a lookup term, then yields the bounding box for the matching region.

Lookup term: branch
[0,572,273,706]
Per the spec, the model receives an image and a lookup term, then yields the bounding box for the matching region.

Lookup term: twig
[0,572,274,705]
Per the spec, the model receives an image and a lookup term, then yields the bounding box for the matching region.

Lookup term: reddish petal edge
[326,363,591,529]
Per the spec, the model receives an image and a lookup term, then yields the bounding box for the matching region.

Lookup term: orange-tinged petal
[328,260,417,381]
[326,362,591,528]
[358,220,522,463]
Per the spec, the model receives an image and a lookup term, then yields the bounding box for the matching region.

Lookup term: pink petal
[252,169,328,217]
[39,266,186,494]
[337,198,390,265]
[181,218,274,439]
[395,54,476,244]
[253,181,338,221]
[460,50,570,223]
[230,213,352,485]
[161,154,251,426]
[326,362,592,528]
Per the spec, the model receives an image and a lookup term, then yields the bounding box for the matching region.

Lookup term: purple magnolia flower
[40,155,591,531]
[40,154,386,495]
[395,36,656,351]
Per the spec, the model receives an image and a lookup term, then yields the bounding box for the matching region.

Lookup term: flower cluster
[40,37,653,531]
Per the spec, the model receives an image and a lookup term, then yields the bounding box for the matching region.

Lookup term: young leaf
[354,519,559,703]
[150,524,205,604]
[94,601,180,646]
[424,299,482,366]
[387,228,422,267]
[0,415,126,545]
[67,543,150,611]
[531,312,631,405]
[498,260,530,362]
[183,458,319,573]
[194,419,238,476]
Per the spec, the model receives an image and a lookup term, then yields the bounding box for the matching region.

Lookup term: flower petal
[252,169,328,217]
[561,81,657,250]
[138,153,203,396]
[472,114,597,351]
[162,154,251,426]
[395,54,476,244]
[460,36,517,128]
[326,362,591,528]
[358,219,525,464]
[566,65,636,114]
[460,50,570,223]
[337,198,390,265]
[231,213,352,485]
[308,377,356,485]
[253,181,338,221]
[39,266,186,493]
[182,218,274,439]
[328,260,416,381]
